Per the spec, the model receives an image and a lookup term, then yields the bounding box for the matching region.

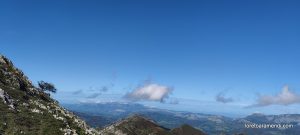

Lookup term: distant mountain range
[64,102,300,135]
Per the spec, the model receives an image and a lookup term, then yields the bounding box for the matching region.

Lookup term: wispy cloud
[97,86,109,92]
[86,93,102,98]
[248,85,300,108]
[73,84,114,99]
[74,72,117,98]
[72,89,83,95]
[215,92,234,103]
[85,86,111,99]
[88,86,111,92]
[124,83,173,102]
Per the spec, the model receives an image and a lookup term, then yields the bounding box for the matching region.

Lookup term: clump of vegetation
[38,81,57,94]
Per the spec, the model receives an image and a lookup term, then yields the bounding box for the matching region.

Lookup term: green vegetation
[0,85,64,135]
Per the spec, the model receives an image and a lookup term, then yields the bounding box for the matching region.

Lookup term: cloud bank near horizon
[248,85,300,107]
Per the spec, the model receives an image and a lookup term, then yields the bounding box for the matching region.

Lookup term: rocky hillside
[0,55,99,135]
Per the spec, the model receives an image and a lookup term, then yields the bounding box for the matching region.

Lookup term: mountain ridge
[99,114,206,135]
[0,54,98,135]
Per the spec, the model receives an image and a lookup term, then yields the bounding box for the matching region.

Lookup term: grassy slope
[0,86,64,135]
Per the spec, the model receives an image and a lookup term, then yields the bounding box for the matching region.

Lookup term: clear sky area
[1,0,300,117]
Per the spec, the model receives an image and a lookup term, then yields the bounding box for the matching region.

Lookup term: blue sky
[1,0,300,116]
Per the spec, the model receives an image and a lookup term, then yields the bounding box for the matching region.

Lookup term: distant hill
[100,115,206,135]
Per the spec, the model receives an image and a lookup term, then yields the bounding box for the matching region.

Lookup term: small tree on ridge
[38,81,57,94]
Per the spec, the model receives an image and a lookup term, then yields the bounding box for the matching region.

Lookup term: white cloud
[124,83,173,102]
[248,85,300,107]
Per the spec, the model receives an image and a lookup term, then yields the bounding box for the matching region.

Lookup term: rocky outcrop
[0,88,15,110]
[0,55,34,92]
